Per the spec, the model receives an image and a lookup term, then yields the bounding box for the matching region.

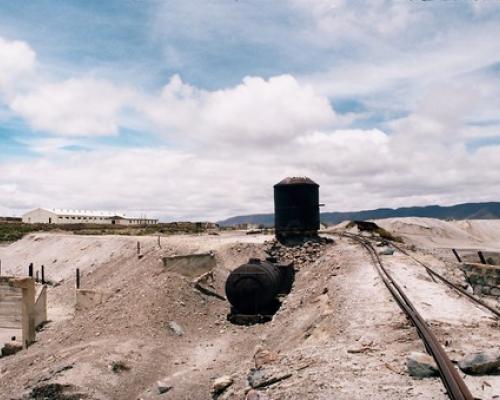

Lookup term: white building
[21,208,158,225]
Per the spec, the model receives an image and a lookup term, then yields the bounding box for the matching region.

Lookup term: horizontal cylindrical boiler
[225,258,294,315]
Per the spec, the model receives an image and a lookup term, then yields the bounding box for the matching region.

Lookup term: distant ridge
[218,202,500,227]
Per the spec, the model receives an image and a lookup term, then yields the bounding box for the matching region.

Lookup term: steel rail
[341,232,474,400]
[389,242,500,319]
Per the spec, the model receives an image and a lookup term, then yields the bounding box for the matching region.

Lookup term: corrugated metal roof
[39,208,155,220]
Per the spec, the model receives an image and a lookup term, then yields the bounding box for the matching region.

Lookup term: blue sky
[1,0,500,220]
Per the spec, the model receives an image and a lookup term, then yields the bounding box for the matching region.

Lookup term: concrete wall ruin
[0,277,44,347]
[161,253,216,279]
[459,262,500,297]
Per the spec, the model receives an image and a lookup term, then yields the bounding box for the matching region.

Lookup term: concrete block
[161,253,216,279]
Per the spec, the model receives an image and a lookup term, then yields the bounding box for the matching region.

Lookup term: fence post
[137,241,141,255]
[41,265,45,284]
[28,263,33,278]
[452,249,462,263]
[35,271,39,282]
[478,251,487,264]
[76,268,80,289]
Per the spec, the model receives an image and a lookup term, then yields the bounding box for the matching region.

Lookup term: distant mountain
[218,202,500,227]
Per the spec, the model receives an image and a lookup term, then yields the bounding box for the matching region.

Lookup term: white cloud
[10,78,134,136]
[0,36,36,95]
[1,3,500,220]
[289,0,422,43]
[140,74,337,147]
[1,117,499,221]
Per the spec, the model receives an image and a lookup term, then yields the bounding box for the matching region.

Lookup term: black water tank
[225,258,294,314]
[274,177,320,237]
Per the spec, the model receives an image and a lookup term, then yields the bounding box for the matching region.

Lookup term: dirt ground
[0,220,499,399]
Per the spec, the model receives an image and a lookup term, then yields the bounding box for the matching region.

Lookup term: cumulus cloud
[289,0,421,42]
[0,36,36,95]
[140,74,337,147]
[1,121,498,221]
[1,2,500,220]
[11,78,134,136]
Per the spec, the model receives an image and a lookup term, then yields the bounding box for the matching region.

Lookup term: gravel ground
[0,224,498,399]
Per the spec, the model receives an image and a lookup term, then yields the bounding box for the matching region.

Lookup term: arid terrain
[0,218,499,399]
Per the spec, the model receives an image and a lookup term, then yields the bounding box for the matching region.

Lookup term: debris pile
[264,237,331,267]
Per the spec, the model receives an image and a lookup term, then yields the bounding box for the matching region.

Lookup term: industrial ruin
[0,178,499,399]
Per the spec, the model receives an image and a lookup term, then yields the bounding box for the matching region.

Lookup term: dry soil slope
[0,230,498,399]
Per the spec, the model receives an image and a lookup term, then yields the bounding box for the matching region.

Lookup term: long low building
[21,208,158,225]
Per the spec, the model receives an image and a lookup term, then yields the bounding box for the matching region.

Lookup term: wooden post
[452,249,462,263]
[137,241,141,255]
[35,271,39,282]
[41,265,45,284]
[157,235,161,248]
[76,268,80,289]
[0,259,2,276]
[28,263,33,277]
[478,251,487,265]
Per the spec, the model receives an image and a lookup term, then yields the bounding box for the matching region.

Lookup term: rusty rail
[342,233,474,400]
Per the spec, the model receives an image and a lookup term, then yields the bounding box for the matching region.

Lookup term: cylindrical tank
[225,258,294,315]
[274,177,320,237]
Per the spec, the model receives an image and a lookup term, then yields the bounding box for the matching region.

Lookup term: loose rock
[167,321,184,336]
[246,389,270,400]
[253,346,277,368]
[212,375,233,395]
[378,247,395,256]
[458,350,500,375]
[157,380,173,394]
[248,367,292,389]
[1,341,23,357]
[407,352,439,378]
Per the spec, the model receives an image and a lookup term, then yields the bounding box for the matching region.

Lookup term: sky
[1,0,500,221]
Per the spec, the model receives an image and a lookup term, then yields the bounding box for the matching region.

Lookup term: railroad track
[390,242,500,320]
[341,232,474,400]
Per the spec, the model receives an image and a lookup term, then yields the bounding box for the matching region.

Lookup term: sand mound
[374,217,500,250]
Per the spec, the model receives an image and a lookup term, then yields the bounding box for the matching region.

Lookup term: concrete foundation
[0,277,42,348]
[162,253,216,279]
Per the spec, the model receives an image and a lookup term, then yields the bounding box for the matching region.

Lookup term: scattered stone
[264,238,330,267]
[378,247,395,256]
[108,360,130,373]
[246,389,270,400]
[212,375,233,395]
[407,352,439,378]
[157,380,173,394]
[167,321,184,336]
[253,346,278,368]
[29,383,85,399]
[1,341,23,357]
[347,346,373,354]
[458,350,500,375]
[248,367,292,389]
